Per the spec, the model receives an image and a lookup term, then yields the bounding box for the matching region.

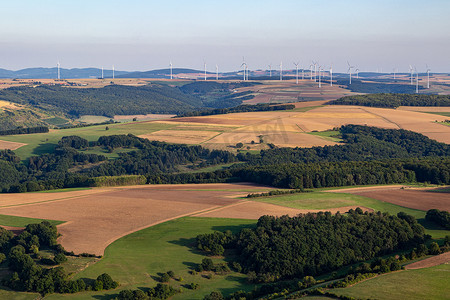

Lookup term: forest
[329,93,450,108]
[195,210,427,280]
[2,125,450,192]
[0,82,257,120]
[335,79,420,94]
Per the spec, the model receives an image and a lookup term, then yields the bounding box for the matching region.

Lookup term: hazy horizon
[2,0,449,73]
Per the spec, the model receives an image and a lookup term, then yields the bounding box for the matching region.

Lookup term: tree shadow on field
[32,142,57,156]
[168,237,201,255]
[182,261,198,270]
[211,223,256,234]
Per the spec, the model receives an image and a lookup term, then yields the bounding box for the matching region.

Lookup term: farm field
[332,264,450,300]
[0,183,448,299]
[0,121,176,160]
[344,188,450,212]
[0,183,271,255]
[43,217,258,300]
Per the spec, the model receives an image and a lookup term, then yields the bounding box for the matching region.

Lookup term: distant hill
[0,68,130,79]
[0,84,203,117]
[118,68,215,78]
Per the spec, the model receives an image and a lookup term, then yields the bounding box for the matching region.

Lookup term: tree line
[176,103,295,118]
[0,126,48,136]
[329,93,450,108]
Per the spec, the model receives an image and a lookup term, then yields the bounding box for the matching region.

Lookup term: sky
[1,0,449,73]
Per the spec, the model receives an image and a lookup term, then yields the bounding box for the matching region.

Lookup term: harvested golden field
[193,200,373,219]
[0,139,26,150]
[137,104,450,150]
[0,183,270,255]
[139,129,220,144]
[398,106,450,112]
[113,113,175,121]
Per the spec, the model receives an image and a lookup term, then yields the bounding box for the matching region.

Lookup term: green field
[0,121,176,160]
[332,264,450,300]
[0,214,63,227]
[252,190,450,238]
[307,130,342,142]
[43,217,257,299]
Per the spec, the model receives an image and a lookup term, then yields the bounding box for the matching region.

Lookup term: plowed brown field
[0,183,271,255]
[347,189,450,211]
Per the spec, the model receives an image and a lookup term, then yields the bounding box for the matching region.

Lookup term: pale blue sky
[1,0,449,72]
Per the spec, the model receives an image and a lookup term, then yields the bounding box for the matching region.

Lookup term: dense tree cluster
[0,221,117,296]
[329,93,450,108]
[117,284,179,300]
[426,209,450,229]
[196,210,426,281]
[335,80,419,94]
[0,126,48,136]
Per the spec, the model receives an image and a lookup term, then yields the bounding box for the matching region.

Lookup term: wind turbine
[415,67,419,94]
[169,61,173,80]
[318,66,322,88]
[355,68,360,79]
[329,65,333,86]
[112,65,115,79]
[241,61,247,81]
[101,67,104,79]
[392,68,396,80]
[216,64,219,81]
[279,61,283,81]
[57,61,60,80]
[409,65,414,85]
[309,64,313,80]
[426,65,431,89]
[294,62,299,84]
[204,60,207,81]
[347,61,355,85]
[313,61,318,82]
[268,64,272,77]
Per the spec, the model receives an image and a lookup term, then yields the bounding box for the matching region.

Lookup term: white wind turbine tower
[279,61,283,81]
[426,65,431,89]
[409,65,414,85]
[241,61,247,81]
[112,65,115,79]
[169,61,173,80]
[392,68,396,80]
[313,61,318,82]
[294,62,299,84]
[347,61,355,85]
[329,65,333,86]
[309,64,313,80]
[204,61,207,81]
[216,64,219,81]
[57,61,60,80]
[268,64,272,77]
[101,67,104,79]
[318,65,322,88]
[415,67,419,94]
[355,68,360,79]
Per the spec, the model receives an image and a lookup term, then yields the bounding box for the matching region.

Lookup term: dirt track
[0,183,271,255]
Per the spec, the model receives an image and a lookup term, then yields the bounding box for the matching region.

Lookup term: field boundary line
[360,107,402,129]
